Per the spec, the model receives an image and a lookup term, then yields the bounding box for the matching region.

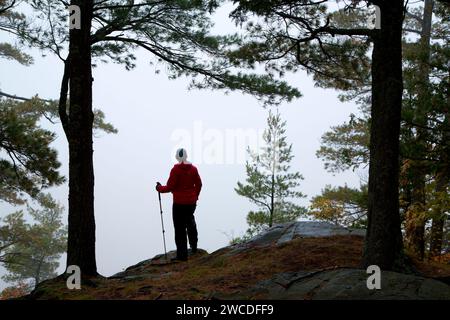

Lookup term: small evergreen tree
[235,110,306,237]
[1,194,67,290]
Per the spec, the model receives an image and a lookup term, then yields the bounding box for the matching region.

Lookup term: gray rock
[227,221,365,255]
[240,268,450,300]
[290,221,366,239]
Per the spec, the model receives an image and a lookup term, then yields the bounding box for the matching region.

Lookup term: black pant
[172,203,198,260]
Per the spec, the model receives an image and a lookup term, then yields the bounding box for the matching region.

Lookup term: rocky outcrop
[105,222,449,299]
[28,221,444,300]
[230,268,450,300]
[250,221,365,244]
[225,221,365,255]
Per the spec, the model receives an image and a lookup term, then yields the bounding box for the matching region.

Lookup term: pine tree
[1,194,67,290]
[0,1,116,207]
[315,2,450,259]
[236,110,306,237]
[230,0,406,269]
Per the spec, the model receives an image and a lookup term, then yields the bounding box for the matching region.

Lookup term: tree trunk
[66,0,97,276]
[362,1,405,270]
[405,0,434,260]
[270,173,275,227]
[34,257,43,289]
[269,129,277,228]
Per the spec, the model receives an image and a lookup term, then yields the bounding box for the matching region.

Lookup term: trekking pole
[158,191,168,262]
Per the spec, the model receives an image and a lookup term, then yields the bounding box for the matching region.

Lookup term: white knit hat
[175,148,188,163]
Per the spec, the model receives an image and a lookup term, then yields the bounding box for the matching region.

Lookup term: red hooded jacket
[157,163,202,205]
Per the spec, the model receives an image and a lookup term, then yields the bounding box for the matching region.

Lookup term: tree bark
[66,0,97,276]
[58,56,71,138]
[362,1,405,270]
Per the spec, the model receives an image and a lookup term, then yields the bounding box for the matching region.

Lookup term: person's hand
[156,182,161,192]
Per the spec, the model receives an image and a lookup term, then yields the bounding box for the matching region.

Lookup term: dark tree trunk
[362,1,405,270]
[66,0,97,276]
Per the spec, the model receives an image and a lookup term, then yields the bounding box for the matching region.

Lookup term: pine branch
[405,11,424,24]
[274,12,377,38]
[93,1,166,12]
[0,91,29,101]
[319,27,377,37]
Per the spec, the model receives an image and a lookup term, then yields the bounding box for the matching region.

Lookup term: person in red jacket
[156,148,202,261]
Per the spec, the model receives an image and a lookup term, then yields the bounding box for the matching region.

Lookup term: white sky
[0,3,365,290]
